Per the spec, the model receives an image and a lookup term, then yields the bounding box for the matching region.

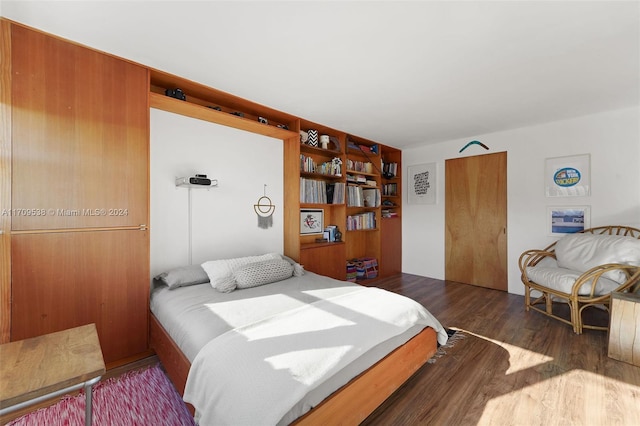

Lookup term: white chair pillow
[555,234,640,284]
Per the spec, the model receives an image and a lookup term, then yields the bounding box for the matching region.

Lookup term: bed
[149,254,448,425]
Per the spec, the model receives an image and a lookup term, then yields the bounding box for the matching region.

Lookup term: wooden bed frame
[149,313,438,425]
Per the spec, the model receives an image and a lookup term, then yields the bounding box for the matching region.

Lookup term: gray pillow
[154,265,210,290]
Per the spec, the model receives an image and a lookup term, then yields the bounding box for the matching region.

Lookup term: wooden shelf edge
[300,241,345,250]
[150,92,298,140]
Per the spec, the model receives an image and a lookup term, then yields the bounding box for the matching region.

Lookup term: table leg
[84,376,101,426]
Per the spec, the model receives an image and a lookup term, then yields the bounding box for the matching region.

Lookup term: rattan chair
[519,225,640,334]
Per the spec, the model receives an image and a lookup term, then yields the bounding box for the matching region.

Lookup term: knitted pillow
[234,259,294,289]
[202,253,282,293]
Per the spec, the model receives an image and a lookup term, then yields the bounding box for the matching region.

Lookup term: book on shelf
[347,174,368,184]
[327,182,345,204]
[347,184,364,207]
[382,209,398,218]
[346,159,373,174]
[300,155,342,176]
[324,225,337,242]
[300,177,345,204]
[346,211,376,230]
[382,161,398,178]
[382,182,398,196]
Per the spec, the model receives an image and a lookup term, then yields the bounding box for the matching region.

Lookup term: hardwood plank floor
[361,274,640,426]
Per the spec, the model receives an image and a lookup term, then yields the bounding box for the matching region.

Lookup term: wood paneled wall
[4,20,151,363]
[0,19,12,343]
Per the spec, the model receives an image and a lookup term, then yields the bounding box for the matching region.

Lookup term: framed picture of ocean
[547,206,591,236]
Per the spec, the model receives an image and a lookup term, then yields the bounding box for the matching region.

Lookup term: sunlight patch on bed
[240,305,357,341]
[265,346,352,385]
[203,294,306,324]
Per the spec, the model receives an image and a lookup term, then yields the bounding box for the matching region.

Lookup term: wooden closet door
[11,24,148,231]
[445,152,507,290]
[9,23,150,364]
[11,231,149,363]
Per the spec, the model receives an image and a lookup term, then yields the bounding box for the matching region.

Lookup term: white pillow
[201,253,282,293]
[555,234,640,284]
[234,259,294,289]
[281,255,305,277]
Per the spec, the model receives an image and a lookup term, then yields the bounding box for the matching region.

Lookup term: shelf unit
[147,68,402,283]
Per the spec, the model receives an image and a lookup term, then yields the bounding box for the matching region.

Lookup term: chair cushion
[555,234,640,284]
[526,266,621,296]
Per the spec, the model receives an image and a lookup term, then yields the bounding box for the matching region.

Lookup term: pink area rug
[8,364,195,426]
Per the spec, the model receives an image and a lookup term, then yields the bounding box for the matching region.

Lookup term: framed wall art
[547,206,591,236]
[407,162,437,204]
[545,154,591,197]
[300,209,324,234]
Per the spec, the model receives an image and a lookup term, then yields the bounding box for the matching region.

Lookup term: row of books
[382,182,398,196]
[346,159,373,174]
[300,178,345,204]
[382,161,398,178]
[382,209,399,218]
[323,225,339,242]
[346,212,376,230]
[300,155,341,176]
[347,186,381,207]
[346,174,376,187]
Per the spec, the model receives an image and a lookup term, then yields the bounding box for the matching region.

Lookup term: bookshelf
[147,68,402,282]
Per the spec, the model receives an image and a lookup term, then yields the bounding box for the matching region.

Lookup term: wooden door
[445,152,507,290]
[11,231,149,363]
[8,23,150,364]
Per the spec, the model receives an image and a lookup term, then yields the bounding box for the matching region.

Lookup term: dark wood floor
[360,274,640,426]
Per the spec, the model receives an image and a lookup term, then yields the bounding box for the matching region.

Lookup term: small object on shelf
[320,135,330,149]
[329,136,341,151]
[307,130,319,147]
[258,116,268,124]
[332,158,342,176]
[165,88,186,101]
[334,226,342,242]
[230,111,244,117]
[277,124,289,130]
[346,261,357,282]
[207,105,222,111]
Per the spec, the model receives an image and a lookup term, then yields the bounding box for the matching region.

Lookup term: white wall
[402,106,640,294]
[150,108,283,277]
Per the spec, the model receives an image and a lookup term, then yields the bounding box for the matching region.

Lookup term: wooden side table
[608,292,640,367]
[0,324,106,425]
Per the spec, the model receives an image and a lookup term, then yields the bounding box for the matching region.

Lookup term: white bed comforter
[183,286,446,426]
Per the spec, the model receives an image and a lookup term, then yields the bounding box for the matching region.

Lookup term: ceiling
[2,1,639,148]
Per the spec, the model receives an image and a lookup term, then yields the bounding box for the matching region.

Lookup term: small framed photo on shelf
[300,209,324,234]
[547,206,591,236]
